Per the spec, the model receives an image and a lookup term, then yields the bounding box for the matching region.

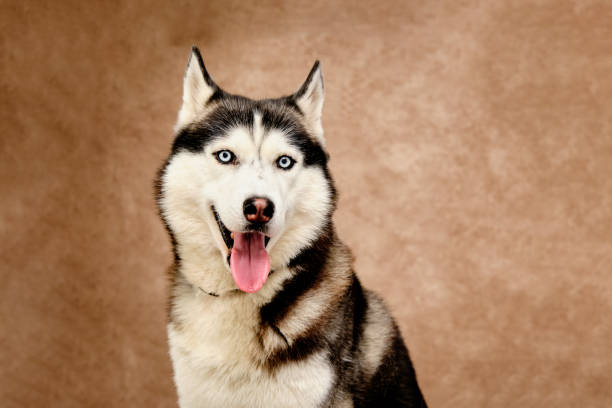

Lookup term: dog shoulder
[354,290,428,407]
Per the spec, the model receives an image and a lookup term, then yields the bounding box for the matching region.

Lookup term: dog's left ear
[176,46,219,131]
[293,61,325,145]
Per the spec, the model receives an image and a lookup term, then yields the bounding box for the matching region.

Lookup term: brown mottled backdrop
[2,1,612,407]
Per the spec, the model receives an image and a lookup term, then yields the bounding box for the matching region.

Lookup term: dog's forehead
[172,95,328,167]
[201,98,304,144]
[218,97,303,135]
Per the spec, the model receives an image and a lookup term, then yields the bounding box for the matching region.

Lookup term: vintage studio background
[2,1,611,407]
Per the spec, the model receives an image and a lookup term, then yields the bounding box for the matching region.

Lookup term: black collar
[195,269,277,298]
[194,270,274,297]
[199,287,219,297]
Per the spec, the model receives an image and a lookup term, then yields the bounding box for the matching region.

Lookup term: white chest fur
[168,289,334,408]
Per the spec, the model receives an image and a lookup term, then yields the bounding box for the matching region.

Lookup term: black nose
[243,197,275,224]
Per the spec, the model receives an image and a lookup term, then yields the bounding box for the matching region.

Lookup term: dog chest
[168,294,335,407]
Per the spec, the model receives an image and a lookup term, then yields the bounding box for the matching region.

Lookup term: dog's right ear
[175,46,219,131]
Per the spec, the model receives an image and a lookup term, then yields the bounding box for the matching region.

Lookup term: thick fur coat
[156,47,427,408]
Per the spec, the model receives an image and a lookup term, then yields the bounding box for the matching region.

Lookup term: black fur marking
[265,327,329,370]
[171,127,212,154]
[350,277,368,355]
[260,222,333,328]
[189,46,218,91]
[172,102,255,154]
[294,60,322,99]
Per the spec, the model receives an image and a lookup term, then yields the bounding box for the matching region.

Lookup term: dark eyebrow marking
[172,103,255,154]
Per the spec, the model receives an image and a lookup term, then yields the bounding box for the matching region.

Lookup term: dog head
[157,47,336,295]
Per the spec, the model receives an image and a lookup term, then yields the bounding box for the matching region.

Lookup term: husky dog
[155,47,427,408]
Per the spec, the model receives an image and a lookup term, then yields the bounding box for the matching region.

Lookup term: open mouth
[212,206,271,293]
[212,207,270,251]
[212,207,234,251]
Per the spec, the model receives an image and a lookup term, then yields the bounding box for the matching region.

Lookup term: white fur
[295,64,325,146]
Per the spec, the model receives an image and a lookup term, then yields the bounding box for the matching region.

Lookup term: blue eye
[276,155,295,170]
[215,150,235,164]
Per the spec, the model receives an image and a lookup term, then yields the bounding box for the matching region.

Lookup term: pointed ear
[175,46,219,131]
[293,61,325,145]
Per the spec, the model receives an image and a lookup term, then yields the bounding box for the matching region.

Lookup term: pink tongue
[230,232,270,293]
